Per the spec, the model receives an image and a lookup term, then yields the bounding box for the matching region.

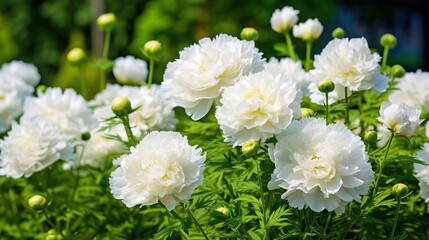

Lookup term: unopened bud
[332,27,345,39]
[67,48,86,65]
[390,64,406,79]
[46,229,62,240]
[81,132,91,141]
[96,13,116,31]
[240,27,259,41]
[300,108,314,118]
[36,85,47,94]
[111,96,132,117]
[216,207,230,216]
[392,183,409,199]
[364,131,378,145]
[380,33,397,49]
[142,40,162,60]
[241,139,259,158]
[318,79,335,93]
[28,194,47,211]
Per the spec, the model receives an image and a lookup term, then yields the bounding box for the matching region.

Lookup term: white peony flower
[377,101,422,138]
[268,118,373,215]
[270,6,299,33]
[389,70,429,110]
[263,57,311,96]
[1,60,41,86]
[0,117,73,178]
[161,34,265,120]
[292,18,323,41]
[22,87,98,142]
[414,143,429,202]
[91,84,176,139]
[109,131,206,210]
[113,55,148,85]
[311,37,388,92]
[426,121,429,139]
[0,73,34,132]
[216,70,301,146]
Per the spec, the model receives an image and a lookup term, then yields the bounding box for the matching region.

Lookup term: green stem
[372,132,394,198]
[344,87,349,124]
[325,92,329,125]
[180,202,210,240]
[285,32,298,61]
[381,47,390,72]
[42,209,68,240]
[147,58,155,88]
[100,30,111,91]
[323,212,332,238]
[390,198,401,240]
[120,115,137,147]
[71,144,85,202]
[305,41,312,71]
[78,65,87,99]
[255,157,270,240]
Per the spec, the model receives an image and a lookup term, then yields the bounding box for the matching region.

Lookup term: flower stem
[325,92,329,125]
[119,115,138,147]
[344,87,349,124]
[147,58,155,88]
[100,30,111,91]
[285,32,298,61]
[180,202,210,240]
[42,209,68,240]
[372,132,394,198]
[71,144,85,202]
[305,41,312,71]
[381,47,390,72]
[78,66,87,99]
[323,212,332,238]
[255,157,270,240]
[390,198,401,239]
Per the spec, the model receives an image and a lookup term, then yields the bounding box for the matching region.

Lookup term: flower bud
[300,108,314,118]
[380,33,397,49]
[28,194,47,211]
[96,12,116,31]
[111,96,132,117]
[332,27,345,39]
[392,183,409,199]
[67,48,86,65]
[241,139,259,158]
[364,131,378,145]
[81,132,91,141]
[36,85,47,94]
[390,64,406,79]
[240,27,259,41]
[318,79,335,93]
[142,40,162,60]
[216,206,230,216]
[46,229,62,240]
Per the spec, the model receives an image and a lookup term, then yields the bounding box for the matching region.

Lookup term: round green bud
[392,183,409,199]
[142,40,162,60]
[81,132,91,141]
[96,12,116,31]
[36,85,47,94]
[390,64,406,79]
[300,108,315,118]
[364,131,378,145]
[28,194,47,211]
[241,139,259,158]
[216,207,230,216]
[67,48,86,65]
[111,96,132,117]
[332,27,345,39]
[240,27,259,41]
[380,33,397,49]
[318,79,335,93]
[46,229,62,240]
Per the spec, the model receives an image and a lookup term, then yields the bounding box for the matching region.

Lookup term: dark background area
[0,0,427,91]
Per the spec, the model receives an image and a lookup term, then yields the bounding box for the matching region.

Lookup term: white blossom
[270,6,299,33]
[1,60,41,86]
[414,143,429,202]
[161,34,265,120]
[377,101,422,138]
[22,87,98,142]
[268,118,373,215]
[0,117,73,178]
[109,131,206,210]
[311,37,388,92]
[113,55,148,85]
[216,70,301,146]
[0,73,33,132]
[293,18,323,41]
[264,57,311,96]
[389,70,429,110]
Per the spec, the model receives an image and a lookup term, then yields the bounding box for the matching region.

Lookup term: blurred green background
[0,0,426,97]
